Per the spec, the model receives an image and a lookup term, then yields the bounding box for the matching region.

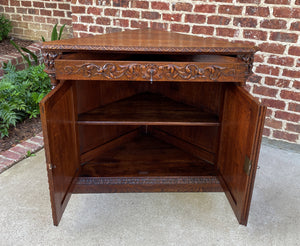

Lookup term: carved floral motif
[237,54,254,75]
[43,51,59,88]
[63,63,235,82]
[43,52,58,71]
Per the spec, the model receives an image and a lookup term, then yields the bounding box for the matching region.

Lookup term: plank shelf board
[79,134,217,178]
[75,134,220,192]
[78,92,220,126]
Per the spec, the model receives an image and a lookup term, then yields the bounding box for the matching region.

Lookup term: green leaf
[21,47,38,64]
[10,40,32,66]
[0,81,13,91]
[10,40,22,54]
[41,36,46,42]
[51,24,58,41]
[0,64,51,139]
[26,150,36,157]
[58,24,66,40]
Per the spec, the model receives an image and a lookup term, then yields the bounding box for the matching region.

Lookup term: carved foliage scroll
[63,63,236,82]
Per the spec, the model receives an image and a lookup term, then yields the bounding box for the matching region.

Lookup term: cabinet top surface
[42,29,257,54]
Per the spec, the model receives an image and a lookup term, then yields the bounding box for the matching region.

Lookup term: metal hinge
[48,163,56,170]
[243,156,252,175]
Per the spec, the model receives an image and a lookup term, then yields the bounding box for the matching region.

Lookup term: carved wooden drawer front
[55,55,248,83]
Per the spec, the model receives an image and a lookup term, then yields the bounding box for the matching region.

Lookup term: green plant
[0,79,25,137]
[0,63,51,138]
[0,14,12,41]
[42,24,66,41]
[10,40,38,67]
[26,150,36,157]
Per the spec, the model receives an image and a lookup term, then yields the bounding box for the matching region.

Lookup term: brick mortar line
[26,139,43,147]
[264,118,300,127]
[260,128,295,137]
[73,4,300,13]
[258,52,300,59]
[255,61,298,69]
[255,78,298,88]
[74,9,299,23]
[73,11,298,22]
[254,91,300,101]
[252,91,300,100]
[0,132,44,174]
[268,135,300,144]
[254,67,299,74]
[278,126,300,135]
[74,12,300,22]
[255,72,300,81]
[5,7,70,12]
[255,62,300,68]
[75,17,298,30]
[72,6,300,20]
[273,110,300,118]
[262,110,299,121]
[253,62,297,69]
[255,57,299,69]
[252,93,299,107]
[75,1,300,7]
[74,21,299,46]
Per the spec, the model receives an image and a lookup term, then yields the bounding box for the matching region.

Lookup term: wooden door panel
[218,85,266,225]
[40,80,80,226]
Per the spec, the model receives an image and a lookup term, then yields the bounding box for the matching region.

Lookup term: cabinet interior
[72,80,226,192]
[61,52,239,63]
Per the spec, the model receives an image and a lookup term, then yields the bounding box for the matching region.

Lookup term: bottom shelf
[74,134,222,193]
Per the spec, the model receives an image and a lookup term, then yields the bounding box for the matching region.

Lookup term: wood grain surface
[78,92,219,126]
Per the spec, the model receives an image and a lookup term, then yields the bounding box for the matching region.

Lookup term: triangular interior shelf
[79,133,217,181]
[78,92,219,126]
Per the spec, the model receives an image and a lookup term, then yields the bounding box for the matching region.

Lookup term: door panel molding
[217,85,266,225]
[40,80,80,226]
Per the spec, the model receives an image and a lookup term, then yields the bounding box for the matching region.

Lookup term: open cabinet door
[217,85,266,225]
[40,80,80,226]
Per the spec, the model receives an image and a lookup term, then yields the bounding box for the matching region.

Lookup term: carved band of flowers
[76,177,219,185]
[64,63,236,81]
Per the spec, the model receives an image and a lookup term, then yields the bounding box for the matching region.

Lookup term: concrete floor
[0,143,299,246]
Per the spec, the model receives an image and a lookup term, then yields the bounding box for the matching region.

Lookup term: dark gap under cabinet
[40,29,266,226]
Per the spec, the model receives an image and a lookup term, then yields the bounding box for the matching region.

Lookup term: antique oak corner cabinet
[40,29,266,226]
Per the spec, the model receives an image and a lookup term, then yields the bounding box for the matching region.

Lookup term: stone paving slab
[0,143,299,245]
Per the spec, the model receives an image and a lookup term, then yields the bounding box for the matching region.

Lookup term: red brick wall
[1,0,73,41]
[1,0,299,144]
[69,0,300,144]
[0,43,42,78]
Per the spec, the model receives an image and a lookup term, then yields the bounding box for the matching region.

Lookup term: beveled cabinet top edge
[42,29,258,54]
